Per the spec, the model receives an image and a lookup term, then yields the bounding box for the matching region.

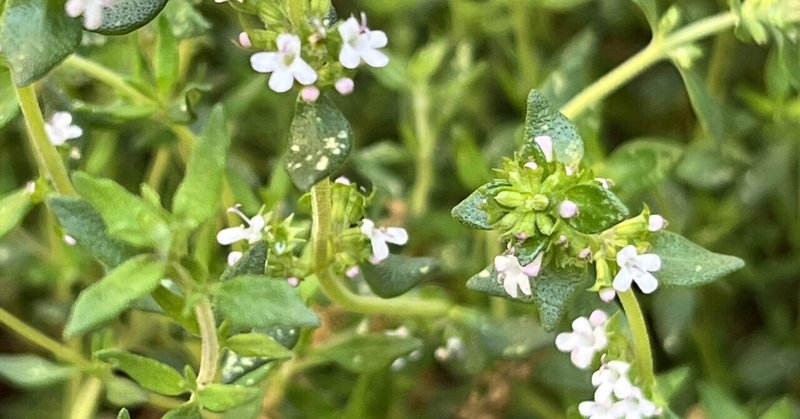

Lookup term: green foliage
[0,186,32,240]
[197,384,261,412]
[0,355,75,388]
[213,275,320,330]
[450,181,506,230]
[0,66,18,128]
[0,0,82,85]
[219,242,268,282]
[650,231,745,287]
[603,138,683,198]
[96,349,187,395]
[162,403,203,419]
[563,184,629,234]
[521,90,584,166]
[315,334,423,373]
[359,255,439,298]
[92,0,169,35]
[226,333,293,359]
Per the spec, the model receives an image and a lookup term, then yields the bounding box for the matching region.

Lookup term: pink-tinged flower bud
[300,86,320,103]
[565,164,577,176]
[515,232,528,240]
[648,214,667,232]
[556,235,568,245]
[559,200,579,219]
[63,235,77,246]
[346,266,361,278]
[287,277,300,287]
[578,247,592,260]
[227,251,243,266]
[335,77,354,95]
[599,288,616,303]
[238,32,252,48]
[534,135,554,162]
[523,161,538,170]
[25,181,36,194]
[335,176,351,185]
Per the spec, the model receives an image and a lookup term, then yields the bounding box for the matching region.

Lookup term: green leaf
[219,242,267,282]
[563,184,629,234]
[214,275,320,330]
[0,0,82,86]
[72,172,170,248]
[474,316,550,359]
[117,408,131,419]
[172,105,230,228]
[760,398,800,419]
[520,90,584,167]
[105,376,149,406]
[155,17,179,97]
[162,403,203,419]
[603,138,683,198]
[316,334,423,373]
[226,333,293,359]
[342,370,392,419]
[697,382,750,419]
[452,126,493,190]
[656,366,691,402]
[0,186,32,240]
[198,384,260,412]
[359,255,439,298]
[285,96,353,191]
[92,0,169,35]
[650,231,745,287]
[466,262,589,332]
[151,284,199,334]
[48,196,142,267]
[451,181,508,230]
[65,254,166,336]
[539,30,597,109]
[676,67,725,143]
[630,0,659,31]
[0,66,19,127]
[0,355,76,388]
[95,350,187,396]
[163,0,211,38]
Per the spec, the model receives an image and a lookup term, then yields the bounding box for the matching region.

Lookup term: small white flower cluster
[555,310,659,418]
[65,0,114,31]
[45,112,82,146]
[249,13,387,96]
[360,219,408,264]
[494,252,542,299]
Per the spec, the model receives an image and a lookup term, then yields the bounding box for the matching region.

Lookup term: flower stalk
[194,296,219,387]
[617,290,655,388]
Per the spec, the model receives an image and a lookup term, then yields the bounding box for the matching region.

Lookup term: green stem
[62,55,159,106]
[310,179,452,318]
[68,376,103,419]
[146,147,172,189]
[511,0,537,91]
[559,12,737,119]
[194,297,219,387]
[0,307,91,368]
[14,85,76,196]
[617,290,655,387]
[409,85,436,217]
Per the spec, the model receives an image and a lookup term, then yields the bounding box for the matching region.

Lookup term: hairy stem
[194,297,219,387]
[560,12,737,119]
[14,85,76,196]
[310,179,452,318]
[0,307,91,368]
[618,290,655,387]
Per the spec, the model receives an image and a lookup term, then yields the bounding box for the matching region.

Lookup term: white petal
[52,112,73,127]
[360,219,375,238]
[534,135,553,162]
[381,227,408,245]
[65,0,85,17]
[249,215,266,232]
[370,237,389,261]
[367,30,388,48]
[250,52,278,73]
[634,272,659,294]
[361,48,389,68]
[227,251,243,266]
[578,402,596,417]
[616,245,638,267]
[571,347,595,369]
[62,125,83,140]
[83,3,103,30]
[522,252,542,277]
[555,332,578,351]
[339,45,361,69]
[589,309,608,327]
[516,273,532,296]
[572,317,592,334]
[276,33,301,54]
[291,59,318,85]
[216,227,248,245]
[502,275,518,298]
[494,255,516,272]
[613,269,634,292]
[268,70,294,93]
[337,17,360,41]
[613,377,634,399]
[594,383,614,403]
[635,254,661,272]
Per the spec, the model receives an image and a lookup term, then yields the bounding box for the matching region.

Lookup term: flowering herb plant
[0,0,797,418]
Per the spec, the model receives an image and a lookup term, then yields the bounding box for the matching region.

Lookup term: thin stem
[310,179,452,318]
[68,376,103,419]
[14,85,76,195]
[409,85,436,217]
[617,290,655,387]
[511,0,537,91]
[62,55,159,106]
[146,147,172,189]
[0,307,91,368]
[194,297,219,387]
[559,12,737,119]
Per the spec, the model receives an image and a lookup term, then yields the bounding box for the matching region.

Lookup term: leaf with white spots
[650,231,744,287]
[314,334,423,373]
[520,90,584,167]
[451,180,509,230]
[285,96,353,191]
[359,255,439,298]
[91,0,170,35]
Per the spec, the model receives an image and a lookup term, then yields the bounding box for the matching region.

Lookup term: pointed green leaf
[172,105,230,228]
[697,382,750,419]
[359,255,439,298]
[48,196,142,267]
[117,408,131,419]
[155,17,179,97]
[650,231,744,287]
[563,184,629,234]
[95,350,187,396]
[0,186,33,240]
[226,333,292,359]
[630,0,659,31]
[0,0,82,86]
[603,138,683,198]
[151,284,199,334]
[65,255,166,336]
[451,180,508,229]
[285,96,353,190]
[676,67,725,143]
[316,334,422,373]
[521,90,584,167]
[197,384,260,412]
[474,316,550,359]
[91,0,169,35]
[162,403,203,419]
[0,355,76,388]
[219,242,267,282]
[106,376,149,406]
[657,366,691,402]
[72,172,170,248]
[0,66,19,128]
[214,275,320,330]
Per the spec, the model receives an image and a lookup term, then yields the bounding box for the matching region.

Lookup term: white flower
[337,13,389,69]
[555,310,608,369]
[534,135,554,162]
[335,77,355,95]
[286,277,300,287]
[216,206,266,245]
[227,251,243,266]
[611,387,659,418]
[65,0,113,30]
[579,397,617,419]
[559,200,579,218]
[434,336,465,362]
[45,112,82,146]
[250,34,318,93]
[360,219,408,262]
[592,360,635,401]
[493,252,542,299]
[63,235,77,246]
[599,288,617,303]
[647,215,666,232]
[613,245,661,294]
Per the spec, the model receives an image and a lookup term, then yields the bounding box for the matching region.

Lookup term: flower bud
[530,194,550,211]
[648,214,667,232]
[559,200,579,218]
[494,191,526,208]
[300,86,320,103]
[598,288,616,302]
[335,77,354,95]
[227,251,243,266]
[578,247,592,260]
[346,266,361,278]
[287,277,300,287]
[238,32,252,48]
[523,161,538,170]
[534,135,554,162]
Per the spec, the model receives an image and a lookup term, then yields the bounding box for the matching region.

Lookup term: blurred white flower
[335,77,355,95]
[611,387,659,418]
[360,219,408,262]
[613,245,661,294]
[65,0,113,30]
[227,251,243,266]
[592,360,634,401]
[647,215,666,232]
[555,310,608,369]
[338,13,388,69]
[250,34,317,93]
[45,112,82,146]
[216,206,265,245]
[578,396,616,419]
[494,253,542,298]
[434,336,465,362]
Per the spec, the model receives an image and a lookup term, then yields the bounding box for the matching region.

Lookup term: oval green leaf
[95,349,187,396]
[359,255,439,298]
[649,231,745,287]
[91,0,169,35]
[226,333,293,359]
[520,90,584,167]
[316,334,423,373]
[197,384,260,412]
[0,355,76,388]
[563,184,629,234]
[0,186,33,240]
